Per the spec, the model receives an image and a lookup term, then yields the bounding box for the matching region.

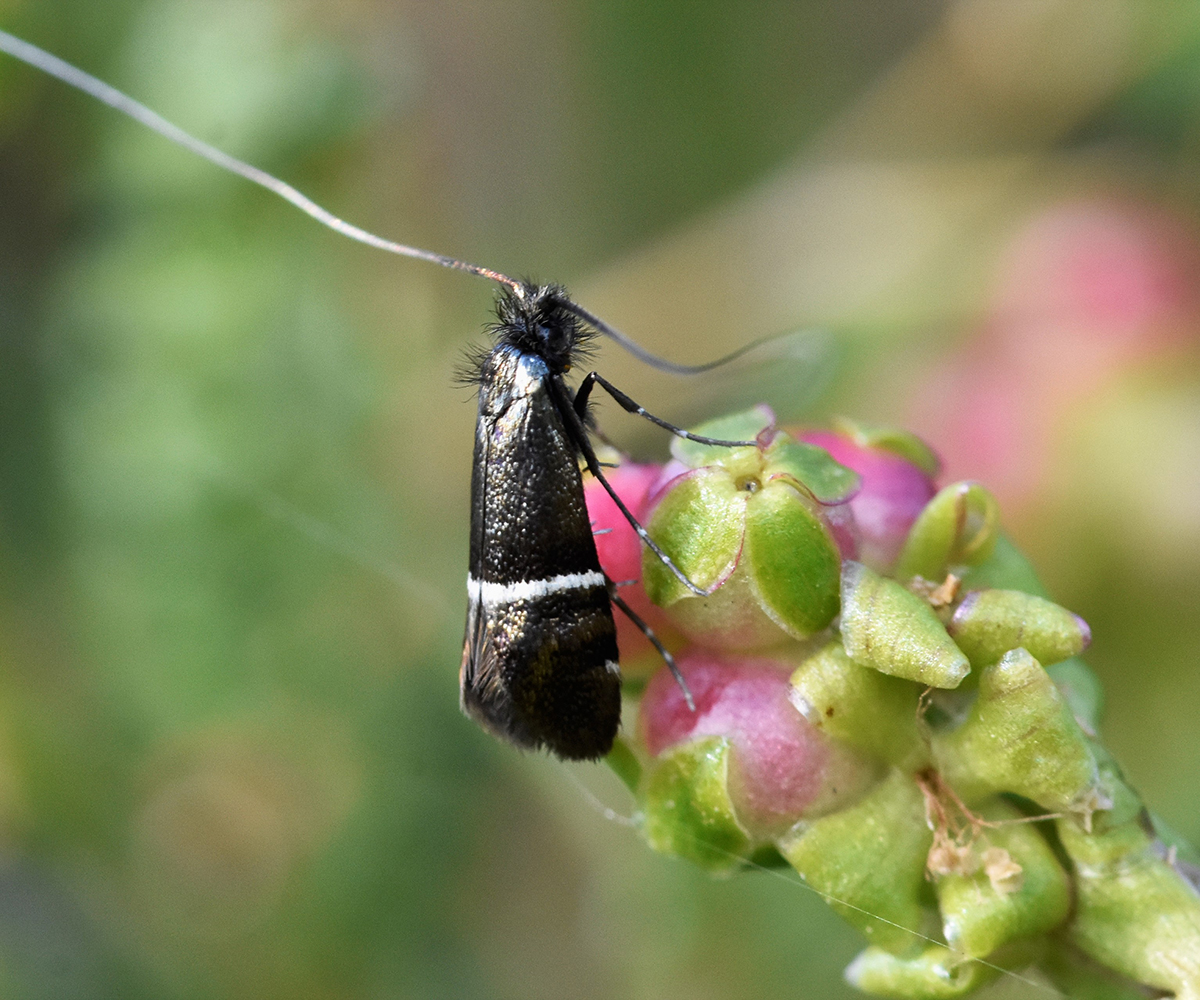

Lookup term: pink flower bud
[583,462,676,664]
[638,652,874,838]
[800,430,938,572]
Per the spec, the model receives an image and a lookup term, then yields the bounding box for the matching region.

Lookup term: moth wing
[459,380,620,759]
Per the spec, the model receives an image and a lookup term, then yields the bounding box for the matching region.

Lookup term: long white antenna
[0,28,796,374]
[0,29,520,290]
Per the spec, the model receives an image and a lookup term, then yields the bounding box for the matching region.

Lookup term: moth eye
[541,326,567,355]
[562,364,571,373]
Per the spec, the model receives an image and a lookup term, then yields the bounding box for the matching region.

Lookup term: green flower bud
[644,407,856,646]
[932,799,1070,959]
[779,770,932,955]
[640,736,751,874]
[932,649,1104,821]
[1058,816,1200,999]
[840,562,970,688]
[642,469,763,640]
[671,408,860,505]
[789,641,929,771]
[844,945,1004,999]
[669,405,776,468]
[947,589,1091,670]
[894,482,999,584]
[645,468,749,600]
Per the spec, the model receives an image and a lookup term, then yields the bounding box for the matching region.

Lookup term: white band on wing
[467,570,606,606]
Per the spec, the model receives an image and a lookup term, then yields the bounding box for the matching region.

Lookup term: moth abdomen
[461,575,621,759]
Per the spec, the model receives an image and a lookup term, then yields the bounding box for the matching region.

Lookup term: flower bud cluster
[585,407,1200,999]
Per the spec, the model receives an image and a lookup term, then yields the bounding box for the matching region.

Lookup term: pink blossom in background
[583,463,673,660]
[907,199,1200,509]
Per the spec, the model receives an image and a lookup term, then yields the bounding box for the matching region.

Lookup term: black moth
[459,283,755,760]
[459,286,622,760]
[0,31,754,763]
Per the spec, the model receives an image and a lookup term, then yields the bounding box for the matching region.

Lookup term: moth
[0,30,752,761]
[458,283,757,759]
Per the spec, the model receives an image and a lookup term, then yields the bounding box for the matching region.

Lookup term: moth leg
[609,588,695,712]
[572,381,631,462]
[574,371,758,448]
[550,379,709,597]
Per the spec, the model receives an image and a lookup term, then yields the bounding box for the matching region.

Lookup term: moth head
[492,283,591,374]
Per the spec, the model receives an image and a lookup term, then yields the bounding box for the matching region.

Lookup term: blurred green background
[0,1,1198,997]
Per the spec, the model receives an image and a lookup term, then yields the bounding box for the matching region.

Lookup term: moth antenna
[561,299,809,375]
[0,29,779,372]
[0,29,521,293]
